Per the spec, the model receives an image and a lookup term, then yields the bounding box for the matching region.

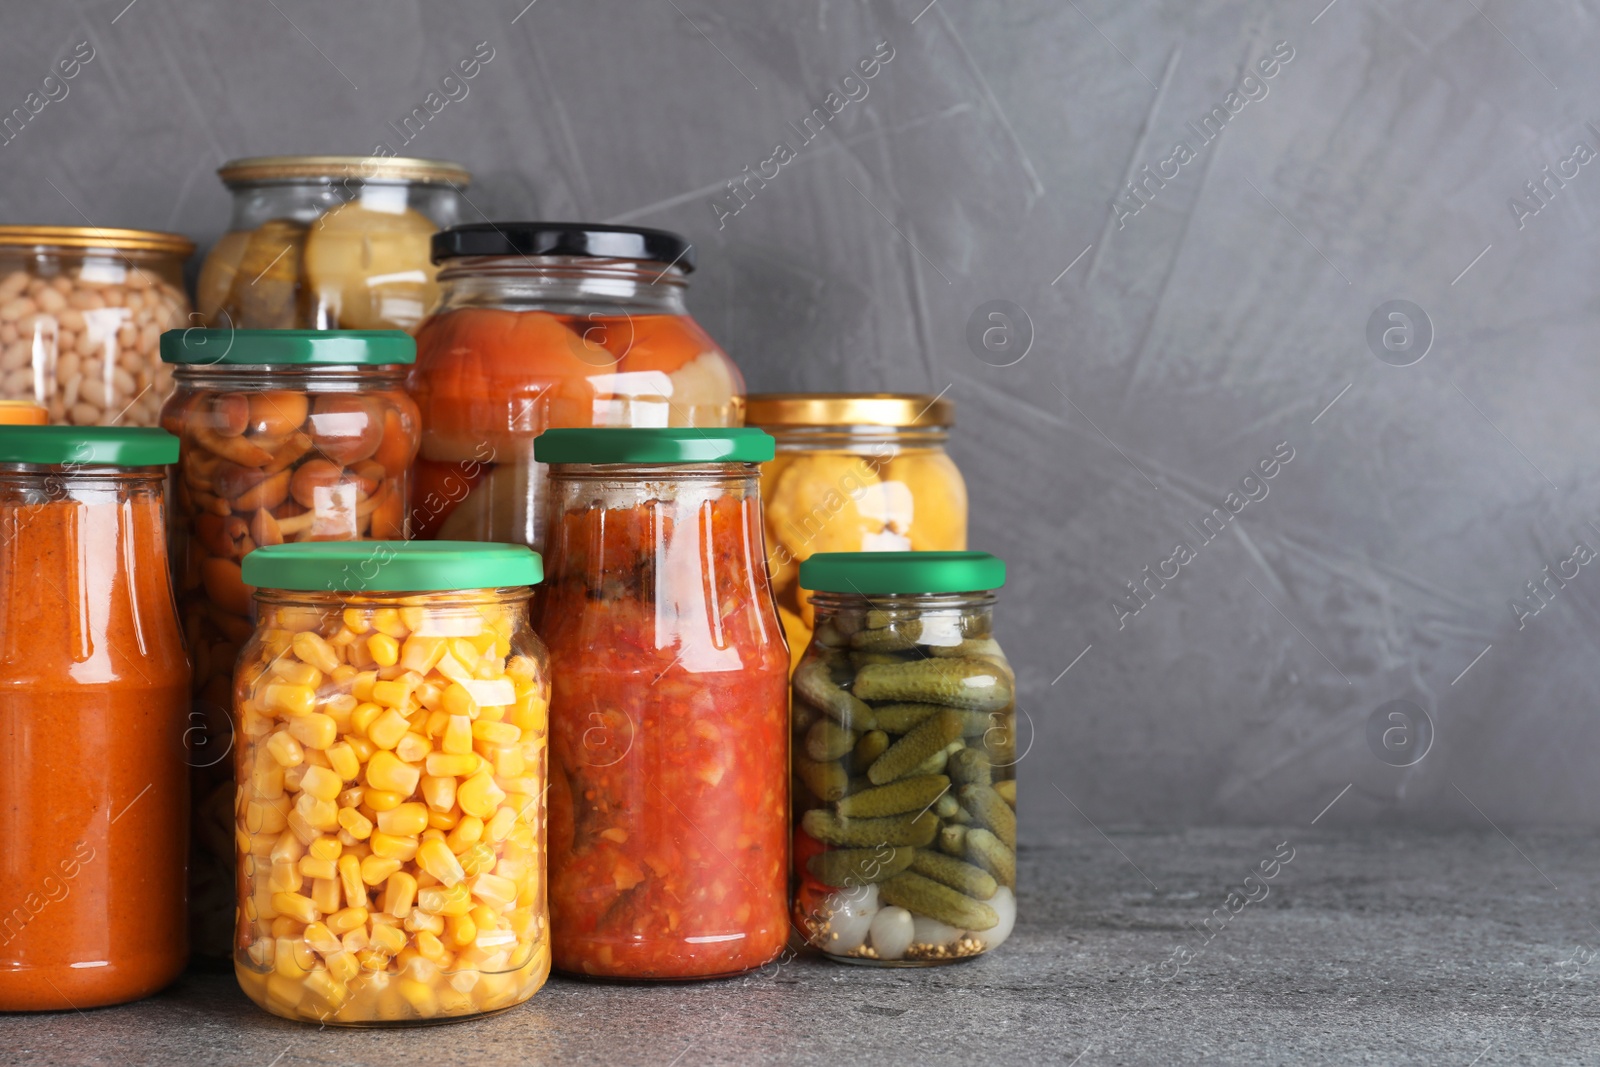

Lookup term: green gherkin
[853,658,1014,712]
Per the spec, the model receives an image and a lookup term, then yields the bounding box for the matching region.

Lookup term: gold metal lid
[744,392,954,429]
[218,155,471,186]
[0,225,194,257]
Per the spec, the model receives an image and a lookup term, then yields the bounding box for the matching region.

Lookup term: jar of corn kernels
[233,541,549,1025]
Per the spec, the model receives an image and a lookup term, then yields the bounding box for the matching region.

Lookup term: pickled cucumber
[794,659,876,731]
[850,729,890,774]
[938,823,968,857]
[959,783,1016,846]
[965,828,1015,888]
[854,658,1013,713]
[910,849,998,900]
[928,636,1008,666]
[801,809,939,848]
[908,739,965,779]
[792,700,821,734]
[850,626,922,652]
[871,703,993,737]
[835,775,950,818]
[795,755,849,802]
[949,748,992,787]
[867,709,963,785]
[807,846,915,887]
[933,793,960,820]
[814,620,851,648]
[850,650,907,669]
[879,871,998,931]
[994,779,1017,807]
[806,718,858,762]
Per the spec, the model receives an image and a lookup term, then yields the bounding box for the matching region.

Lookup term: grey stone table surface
[7,828,1599,1067]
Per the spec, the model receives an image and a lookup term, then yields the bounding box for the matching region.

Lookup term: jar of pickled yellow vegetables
[233,541,549,1025]
[745,394,968,667]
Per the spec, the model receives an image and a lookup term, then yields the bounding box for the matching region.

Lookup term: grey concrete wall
[5,0,1598,838]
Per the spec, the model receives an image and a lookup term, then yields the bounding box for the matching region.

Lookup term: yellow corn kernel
[326,742,360,782]
[349,702,382,736]
[420,774,456,813]
[364,789,405,813]
[347,737,376,763]
[288,713,338,751]
[369,831,419,862]
[510,686,548,733]
[366,709,411,751]
[265,730,305,768]
[295,793,340,832]
[308,835,341,862]
[446,816,484,853]
[377,802,429,837]
[274,934,315,977]
[336,807,373,843]
[399,606,428,632]
[270,915,303,940]
[269,828,305,864]
[417,838,466,887]
[302,920,339,955]
[326,948,359,984]
[248,799,290,836]
[272,891,319,924]
[307,878,338,917]
[302,968,346,1010]
[472,720,521,746]
[470,872,517,909]
[397,978,438,1016]
[367,632,400,667]
[365,750,420,795]
[352,671,378,703]
[330,664,358,686]
[250,759,286,801]
[262,683,317,718]
[271,659,322,688]
[428,809,459,831]
[369,920,407,955]
[269,860,303,894]
[395,732,432,763]
[425,752,480,778]
[493,746,525,778]
[360,855,402,886]
[456,841,494,879]
[327,905,368,935]
[298,855,338,881]
[291,630,341,674]
[441,682,477,719]
[342,608,370,634]
[369,607,405,638]
[469,903,498,931]
[383,872,418,920]
[282,763,309,793]
[415,930,447,962]
[441,715,473,755]
[457,771,505,820]
[341,927,371,955]
[399,635,445,674]
[419,883,473,917]
[486,804,517,843]
[298,765,343,803]
[336,854,367,909]
[444,913,477,948]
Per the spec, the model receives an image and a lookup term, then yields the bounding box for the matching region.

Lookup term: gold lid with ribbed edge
[218,155,471,186]
[0,225,194,257]
[744,392,954,429]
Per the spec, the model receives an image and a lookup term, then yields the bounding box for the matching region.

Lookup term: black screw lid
[431,222,695,271]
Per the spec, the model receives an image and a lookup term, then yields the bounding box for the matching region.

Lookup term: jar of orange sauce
[0,426,190,1010]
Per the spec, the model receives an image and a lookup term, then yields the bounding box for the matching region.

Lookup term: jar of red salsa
[533,428,788,979]
[408,223,745,551]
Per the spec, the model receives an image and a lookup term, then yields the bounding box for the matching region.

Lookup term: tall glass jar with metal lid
[0,225,193,426]
[159,328,421,961]
[0,427,190,1010]
[533,428,787,980]
[198,156,469,332]
[790,551,1015,966]
[745,393,968,668]
[233,541,551,1024]
[408,223,745,551]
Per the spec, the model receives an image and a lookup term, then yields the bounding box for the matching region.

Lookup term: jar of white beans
[0,226,193,427]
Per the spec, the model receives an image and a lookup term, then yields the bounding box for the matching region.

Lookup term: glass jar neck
[808,590,995,618]
[0,465,167,501]
[546,461,758,486]
[768,425,949,450]
[435,256,690,316]
[171,364,409,390]
[254,587,532,610]
[225,178,450,230]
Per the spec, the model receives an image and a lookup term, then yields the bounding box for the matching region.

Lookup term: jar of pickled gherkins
[791,551,1015,966]
[745,394,967,668]
[0,427,190,1010]
[233,541,550,1024]
[533,428,788,979]
[0,225,194,426]
[409,223,745,551]
[159,328,421,961]
[198,156,469,332]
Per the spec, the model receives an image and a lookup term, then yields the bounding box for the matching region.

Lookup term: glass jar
[0,400,46,425]
[159,329,421,962]
[0,225,194,427]
[790,551,1015,966]
[199,156,469,332]
[0,427,190,1009]
[745,394,968,668]
[408,223,745,551]
[534,428,788,979]
[233,541,550,1024]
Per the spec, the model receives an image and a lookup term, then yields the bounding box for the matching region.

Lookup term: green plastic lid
[242,541,543,592]
[0,426,178,467]
[534,427,775,464]
[160,329,416,366]
[799,551,1006,594]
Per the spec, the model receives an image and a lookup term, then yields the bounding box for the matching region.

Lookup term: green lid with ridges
[160,329,415,366]
[534,427,775,464]
[242,541,542,592]
[799,551,1006,594]
[0,426,178,467]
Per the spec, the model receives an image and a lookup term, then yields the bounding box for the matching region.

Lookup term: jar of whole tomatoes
[198,156,469,332]
[159,328,421,961]
[534,428,788,979]
[0,427,190,1010]
[744,394,967,668]
[0,225,193,426]
[409,223,745,550]
[790,551,1015,966]
[233,541,550,1024]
